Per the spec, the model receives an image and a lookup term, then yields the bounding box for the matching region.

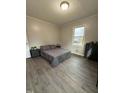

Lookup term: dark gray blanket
[41,48,71,66]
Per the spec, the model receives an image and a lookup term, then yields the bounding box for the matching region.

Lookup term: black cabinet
[56,45,61,48]
[30,49,40,58]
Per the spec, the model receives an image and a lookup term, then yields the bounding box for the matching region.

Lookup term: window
[73,27,85,46]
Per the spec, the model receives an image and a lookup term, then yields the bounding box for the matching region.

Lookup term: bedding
[40,45,71,67]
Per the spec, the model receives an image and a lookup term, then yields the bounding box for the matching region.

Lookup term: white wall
[26,36,31,58]
[60,14,98,51]
[27,16,60,48]
[27,14,98,51]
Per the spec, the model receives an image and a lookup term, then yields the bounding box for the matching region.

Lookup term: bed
[40,45,71,67]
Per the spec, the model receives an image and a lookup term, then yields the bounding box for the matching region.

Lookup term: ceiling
[26,0,98,25]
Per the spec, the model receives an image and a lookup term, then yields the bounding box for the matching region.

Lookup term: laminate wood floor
[26,55,98,93]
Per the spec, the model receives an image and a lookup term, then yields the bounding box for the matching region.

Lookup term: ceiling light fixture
[60,1,69,11]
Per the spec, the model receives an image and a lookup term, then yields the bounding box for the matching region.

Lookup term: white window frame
[72,25,86,46]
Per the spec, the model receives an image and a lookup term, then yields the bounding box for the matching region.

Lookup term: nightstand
[30,49,40,58]
[56,45,61,48]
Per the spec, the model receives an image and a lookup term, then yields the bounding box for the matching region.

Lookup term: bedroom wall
[27,16,60,48]
[60,14,98,51]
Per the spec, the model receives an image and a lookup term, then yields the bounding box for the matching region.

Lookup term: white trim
[71,26,86,56]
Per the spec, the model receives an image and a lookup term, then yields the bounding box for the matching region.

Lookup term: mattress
[41,48,71,67]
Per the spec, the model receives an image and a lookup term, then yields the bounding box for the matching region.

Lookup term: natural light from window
[73,27,85,46]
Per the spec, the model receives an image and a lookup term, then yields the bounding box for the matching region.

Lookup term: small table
[30,49,40,58]
[56,45,61,48]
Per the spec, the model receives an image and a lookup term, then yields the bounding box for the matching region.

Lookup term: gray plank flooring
[26,55,98,93]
